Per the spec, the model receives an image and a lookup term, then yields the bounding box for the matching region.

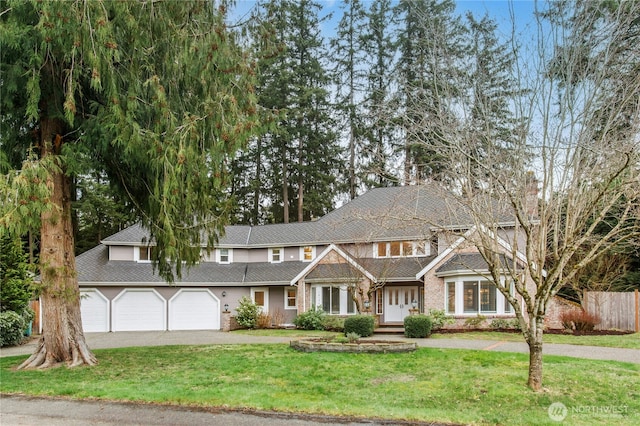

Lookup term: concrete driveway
[2,330,638,364]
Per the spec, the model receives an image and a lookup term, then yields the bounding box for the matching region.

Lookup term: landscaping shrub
[490,318,521,330]
[293,306,326,330]
[345,332,360,343]
[560,310,601,333]
[343,315,374,337]
[464,315,486,329]
[404,315,433,338]
[256,312,272,329]
[235,296,260,329]
[271,309,285,327]
[322,315,345,332]
[0,310,26,347]
[427,309,454,331]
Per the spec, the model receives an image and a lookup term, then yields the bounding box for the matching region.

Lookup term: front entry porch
[377,285,421,326]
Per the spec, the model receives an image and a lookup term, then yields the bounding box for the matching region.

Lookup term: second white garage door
[112,289,166,331]
[169,289,220,330]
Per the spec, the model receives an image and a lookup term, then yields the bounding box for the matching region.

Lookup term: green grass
[430,331,640,349]
[2,345,638,425]
[233,328,640,349]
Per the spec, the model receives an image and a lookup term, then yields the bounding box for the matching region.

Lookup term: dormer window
[270,247,283,263]
[217,248,232,264]
[301,246,315,262]
[137,246,155,262]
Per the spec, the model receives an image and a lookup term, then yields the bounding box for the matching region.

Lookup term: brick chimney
[525,171,539,219]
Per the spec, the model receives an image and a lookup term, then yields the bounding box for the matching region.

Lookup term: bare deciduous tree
[403,1,640,390]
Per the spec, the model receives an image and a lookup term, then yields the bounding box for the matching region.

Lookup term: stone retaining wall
[290,339,416,353]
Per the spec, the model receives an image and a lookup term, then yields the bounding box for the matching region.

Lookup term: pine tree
[1,0,259,368]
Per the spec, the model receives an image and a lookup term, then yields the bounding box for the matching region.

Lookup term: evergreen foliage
[0,311,27,347]
[0,234,36,314]
[232,0,343,224]
[0,0,261,368]
[404,314,433,338]
[343,315,375,337]
[235,296,261,329]
[293,306,326,330]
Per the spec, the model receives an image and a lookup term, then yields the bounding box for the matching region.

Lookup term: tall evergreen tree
[244,0,342,223]
[330,0,367,199]
[394,0,466,184]
[360,0,398,188]
[458,12,527,190]
[1,0,260,368]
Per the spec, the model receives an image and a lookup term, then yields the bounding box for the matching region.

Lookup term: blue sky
[230,0,539,40]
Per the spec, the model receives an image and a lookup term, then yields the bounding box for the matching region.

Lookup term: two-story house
[75,184,529,332]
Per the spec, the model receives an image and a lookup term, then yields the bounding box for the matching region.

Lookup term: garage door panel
[113,289,166,331]
[169,290,219,330]
[80,289,109,332]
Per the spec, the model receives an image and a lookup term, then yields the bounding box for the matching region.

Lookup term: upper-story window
[217,248,232,264]
[301,246,315,262]
[270,247,283,263]
[137,246,155,262]
[375,241,427,258]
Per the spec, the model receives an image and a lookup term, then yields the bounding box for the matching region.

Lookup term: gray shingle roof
[77,245,307,285]
[302,256,436,282]
[435,253,518,275]
[101,185,475,248]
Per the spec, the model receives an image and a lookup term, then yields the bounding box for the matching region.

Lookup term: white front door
[385,286,419,322]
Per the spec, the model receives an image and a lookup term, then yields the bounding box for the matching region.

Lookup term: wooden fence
[584,290,639,332]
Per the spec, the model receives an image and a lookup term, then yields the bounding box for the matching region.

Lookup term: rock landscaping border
[290,338,417,353]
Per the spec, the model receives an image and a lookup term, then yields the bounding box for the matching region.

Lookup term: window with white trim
[311,285,356,315]
[217,248,232,264]
[251,287,269,312]
[445,277,515,315]
[137,246,155,262]
[285,287,297,310]
[375,241,427,258]
[301,246,315,262]
[270,247,283,263]
[375,289,383,315]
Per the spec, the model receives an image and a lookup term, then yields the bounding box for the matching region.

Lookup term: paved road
[1,394,436,426]
[2,330,639,364]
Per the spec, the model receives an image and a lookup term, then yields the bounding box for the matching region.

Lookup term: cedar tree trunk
[18,120,97,369]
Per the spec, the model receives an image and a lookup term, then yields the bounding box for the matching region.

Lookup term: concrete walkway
[1,330,639,364]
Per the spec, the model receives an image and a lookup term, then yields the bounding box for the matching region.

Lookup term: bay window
[446,277,515,315]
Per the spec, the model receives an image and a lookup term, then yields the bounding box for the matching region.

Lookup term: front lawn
[431,331,640,349]
[232,328,640,349]
[2,345,638,425]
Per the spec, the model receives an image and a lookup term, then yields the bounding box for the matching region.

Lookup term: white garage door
[80,289,109,332]
[169,289,220,330]
[112,289,166,331]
